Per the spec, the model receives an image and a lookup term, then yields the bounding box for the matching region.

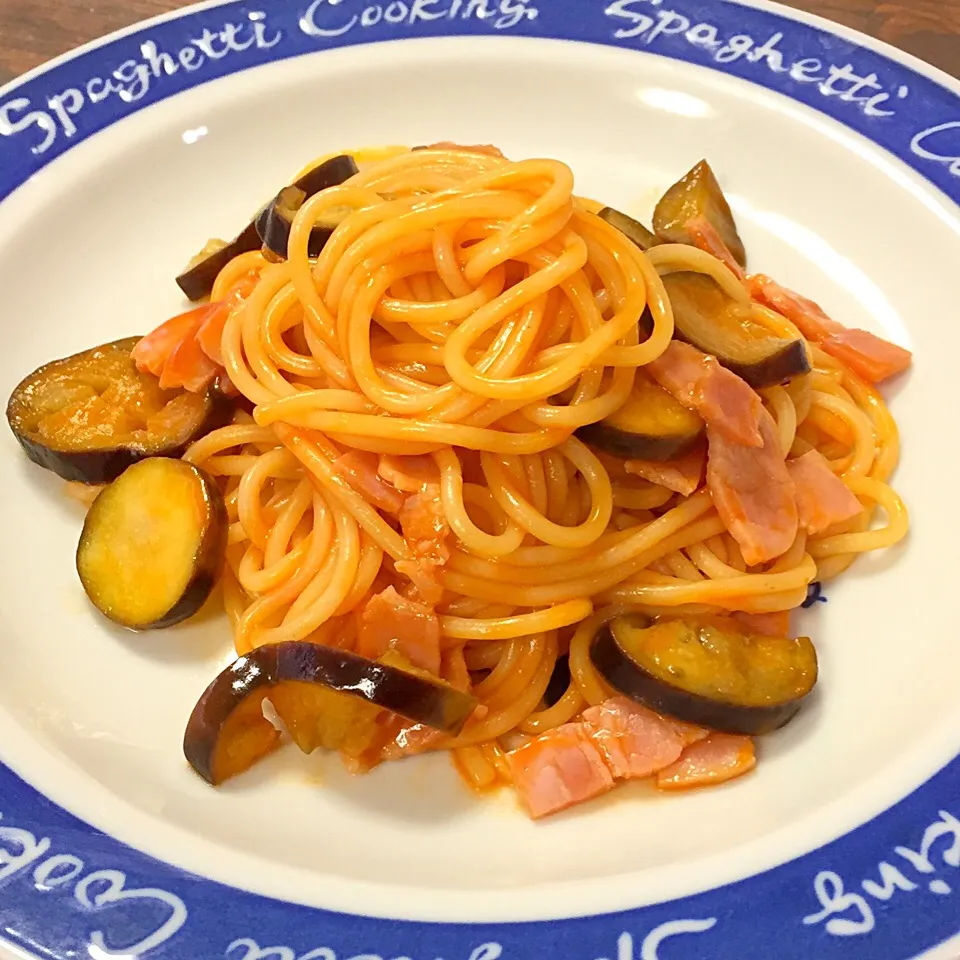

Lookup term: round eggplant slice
[184,641,479,785]
[6,337,231,483]
[77,458,227,630]
[591,613,817,736]
[599,206,658,251]
[653,159,746,268]
[662,272,811,388]
[576,369,704,460]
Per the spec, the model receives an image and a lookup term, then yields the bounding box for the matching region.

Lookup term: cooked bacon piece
[133,275,258,391]
[787,449,862,536]
[505,723,615,819]
[820,329,912,384]
[624,443,706,497]
[749,275,911,384]
[581,697,685,780]
[357,587,442,676]
[748,274,841,340]
[378,454,439,492]
[656,733,756,790]
[687,216,746,280]
[132,306,209,379]
[397,483,451,605]
[649,342,762,447]
[195,273,258,366]
[706,407,798,566]
[333,451,406,515]
[159,326,220,392]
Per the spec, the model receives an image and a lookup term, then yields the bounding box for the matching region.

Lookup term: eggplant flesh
[184,641,478,785]
[76,458,227,630]
[576,369,704,460]
[6,337,230,483]
[591,613,817,736]
[177,154,360,299]
[663,272,810,388]
[653,160,746,268]
[599,206,658,251]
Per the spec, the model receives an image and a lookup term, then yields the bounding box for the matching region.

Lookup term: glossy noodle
[173,147,907,795]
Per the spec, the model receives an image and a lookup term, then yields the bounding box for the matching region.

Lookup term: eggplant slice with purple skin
[77,457,227,630]
[176,227,262,302]
[576,368,704,461]
[255,185,352,260]
[662,271,810,388]
[591,613,818,736]
[653,159,747,268]
[6,337,232,484]
[184,642,478,785]
[598,206,659,251]
[177,154,360,299]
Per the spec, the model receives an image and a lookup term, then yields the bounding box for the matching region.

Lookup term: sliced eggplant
[591,613,817,736]
[653,160,746,268]
[255,185,352,260]
[77,458,227,630]
[177,154,359,299]
[7,337,231,483]
[599,206,658,251]
[294,153,360,196]
[662,271,810,388]
[176,227,261,301]
[183,641,478,784]
[575,368,704,460]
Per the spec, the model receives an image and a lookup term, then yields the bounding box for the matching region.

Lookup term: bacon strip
[357,587,442,676]
[750,275,911,384]
[787,449,863,536]
[656,734,756,790]
[624,443,706,497]
[706,407,798,566]
[687,216,745,280]
[649,342,762,448]
[506,723,615,819]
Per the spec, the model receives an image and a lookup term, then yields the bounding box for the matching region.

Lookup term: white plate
[1,2,959,958]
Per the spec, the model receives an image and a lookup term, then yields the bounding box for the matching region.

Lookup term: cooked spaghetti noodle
[176,146,908,793]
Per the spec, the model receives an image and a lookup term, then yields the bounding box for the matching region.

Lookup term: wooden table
[0,0,957,86]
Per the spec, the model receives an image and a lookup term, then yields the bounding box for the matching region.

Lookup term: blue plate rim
[1,1,960,958]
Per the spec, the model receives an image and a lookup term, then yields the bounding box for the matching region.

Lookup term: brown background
[0,0,957,86]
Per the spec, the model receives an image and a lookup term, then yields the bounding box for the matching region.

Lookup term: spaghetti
[168,146,909,799]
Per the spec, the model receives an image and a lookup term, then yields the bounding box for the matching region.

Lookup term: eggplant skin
[77,459,227,631]
[576,421,700,462]
[653,159,747,268]
[575,369,704,461]
[152,467,228,630]
[662,272,811,389]
[181,155,361,297]
[7,337,233,484]
[295,154,359,196]
[591,623,810,736]
[184,641,478,785]
[723,339,810,389]
[176,223,261,301]
[598,206,658,251]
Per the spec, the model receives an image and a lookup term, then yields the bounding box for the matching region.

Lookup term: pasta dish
[6,144,910,818]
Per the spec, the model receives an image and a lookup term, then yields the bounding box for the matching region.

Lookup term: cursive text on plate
[0,810,188,954]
